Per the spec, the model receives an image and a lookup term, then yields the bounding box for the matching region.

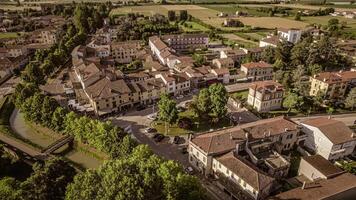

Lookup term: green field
[0,32,21,39]
[179,21,210,32]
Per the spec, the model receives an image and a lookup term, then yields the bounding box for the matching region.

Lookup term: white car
[176,95,184,100]
[185,166,194,175]
[147,113,157,120]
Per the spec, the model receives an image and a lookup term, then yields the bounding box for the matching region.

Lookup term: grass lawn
[179,21,210,32]
[231,90,248,101]
[220,33,258,48]
[297,15,356,30]
[152,109,233,136]
[0,32,21,39]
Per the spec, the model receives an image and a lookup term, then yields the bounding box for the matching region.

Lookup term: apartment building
[247,81,284,112]
[309,70,356,99]
[161,33,209,51]
[212,58,234,69]
[2,45,28,58]
[111,41,142,64]
[220,49,247,66]
[240,61,274,81]
[188,116,302,199]
[148,36,172,65]
[300,117,356,161]
[157,72,191,95]
[212,152,275,200]
[39,28,60,44]
[278,28,301,44]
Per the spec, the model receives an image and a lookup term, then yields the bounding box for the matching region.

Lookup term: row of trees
[112,13,179,42]
[65,145,205,200]
[168,10,189,21]
[12,84,134,158]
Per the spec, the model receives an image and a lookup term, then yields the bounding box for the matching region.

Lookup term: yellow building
[309,71,356,99]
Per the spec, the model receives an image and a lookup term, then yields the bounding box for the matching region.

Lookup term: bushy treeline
[12,84,133,158]
[0,156,76,200]
[65,145,205,200]
[111,13,180,41]
[21,3,108,85]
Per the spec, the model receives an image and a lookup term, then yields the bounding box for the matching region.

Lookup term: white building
[247,81,284,112]
[278,28,301,44]
[301,117,356,161]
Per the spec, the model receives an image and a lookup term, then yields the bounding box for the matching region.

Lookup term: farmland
[0,32,21,39]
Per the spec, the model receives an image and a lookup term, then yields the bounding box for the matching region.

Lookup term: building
[247,81,284,112]
[298,155,344,181]
[240,61,274,81]
[157,72,191,95]
[212,58,234,69]
[212,152,275,200]
[259,36,279,48]
[309,70,356,99]
[161,33,209,51]
[219,49,247,66]
[111,41,142,64]
[277,28,301,44]
[188,116,302,199]
[271,173,356,200]
[301,117,356,161]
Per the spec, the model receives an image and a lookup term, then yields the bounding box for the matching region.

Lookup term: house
[220,49,247,66]
[212,151,275,200]
[241,47,265,61]
[148,36,171,65]
[277,28,301,44]
[240,61,273,81]
[247,81,284,112]
[298,155,344,181]
[111,41,142,64]
[300,117,356,161]
[259,36,279,48]
[189,116,302,199]
[211,68,230,84]
[212,58,234,69]
[271,173,356,200]
[189,116,301,176]
[309,70,356,99]
[156,72,191,95]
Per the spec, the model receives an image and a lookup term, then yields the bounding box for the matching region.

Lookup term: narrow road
[291,113,356,126]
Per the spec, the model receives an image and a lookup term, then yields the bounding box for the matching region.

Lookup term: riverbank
[8,109,104,169]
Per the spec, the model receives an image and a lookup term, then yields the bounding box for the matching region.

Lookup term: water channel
[10,109,103,169]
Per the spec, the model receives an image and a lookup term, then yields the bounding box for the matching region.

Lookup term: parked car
[179,147,188,154]
[176,95,184,100]
[136,105,146,111]
[172,136,180,144]
[144,128,157,134]
[147,113,157,120]
[185,166,194,175]
[153,133,165,142]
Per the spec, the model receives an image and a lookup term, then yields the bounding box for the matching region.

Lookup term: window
[219,163,221,169]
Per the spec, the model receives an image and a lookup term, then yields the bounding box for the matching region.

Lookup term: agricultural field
[178,21,210,32]
[238,17,308,29]
[299,15,356,31]
[0,32,21,39]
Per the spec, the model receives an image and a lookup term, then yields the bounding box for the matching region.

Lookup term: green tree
[0,177,21,200]
[261,46,276,64]
[21,63,44,84]
[192,53,206,67]
[208,83,228,121]
[41,96,59,127]
[65,145,205,200]
[345,88,356,110]
[283,92,298,113]
[20,157,76,200]
[195,88,211,118]
[168,10,176,21]
[158,94,178,134]
[179,10,188,21]
[51,107,68,132]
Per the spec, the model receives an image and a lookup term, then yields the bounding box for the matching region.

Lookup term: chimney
[230,133,233,140]
[302,181,306,190]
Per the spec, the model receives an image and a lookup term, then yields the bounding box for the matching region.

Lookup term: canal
[10,109,103,169]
